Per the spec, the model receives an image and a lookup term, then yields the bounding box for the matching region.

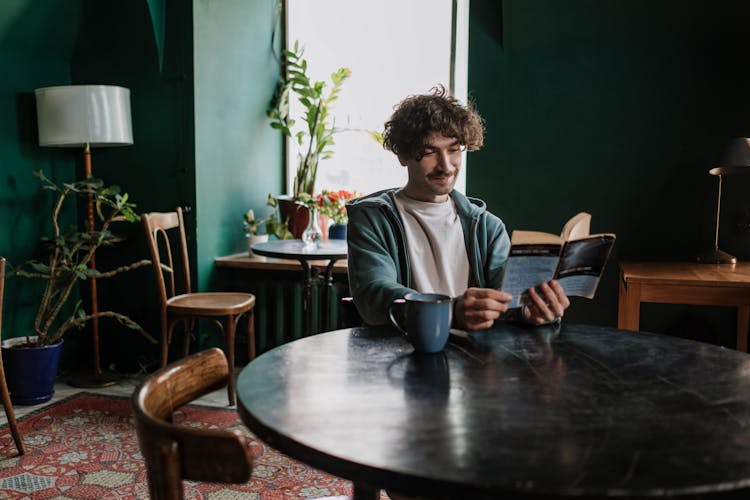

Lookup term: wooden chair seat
[142,208,256,406]
[167,292,255,315]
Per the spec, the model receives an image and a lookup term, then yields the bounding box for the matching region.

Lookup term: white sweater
[393,189,469,298]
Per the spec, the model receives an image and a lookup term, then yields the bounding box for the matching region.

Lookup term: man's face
[399,132,464,203]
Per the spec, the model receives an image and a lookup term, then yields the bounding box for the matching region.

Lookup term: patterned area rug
[0,393,364,499]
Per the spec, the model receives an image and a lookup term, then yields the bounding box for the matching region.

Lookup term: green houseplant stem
[12,170,156,347]
[268,41,351,199]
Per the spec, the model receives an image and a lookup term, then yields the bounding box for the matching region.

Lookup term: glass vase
[302,207,323,247]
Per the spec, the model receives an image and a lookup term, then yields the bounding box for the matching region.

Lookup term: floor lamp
[35,85,133,387]
[696,137,750,264]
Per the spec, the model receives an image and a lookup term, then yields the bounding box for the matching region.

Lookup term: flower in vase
[298,189,362,226]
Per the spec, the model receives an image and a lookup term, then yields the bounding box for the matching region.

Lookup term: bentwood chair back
[132,348,252,500]
[0,257,25,455]
[141,208,256,405]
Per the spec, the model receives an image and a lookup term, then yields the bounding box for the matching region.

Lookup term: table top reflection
[250,239,347,261]
[237,323,750,499]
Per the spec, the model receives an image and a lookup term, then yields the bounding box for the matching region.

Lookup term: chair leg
[147,440,183,500]
[246,309,256,362]
[225,316,236,406]
[182,318,193,358]
[163,320,177,368]
[0,362,24,455]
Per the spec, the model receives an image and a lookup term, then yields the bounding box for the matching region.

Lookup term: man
[347,86,569,330]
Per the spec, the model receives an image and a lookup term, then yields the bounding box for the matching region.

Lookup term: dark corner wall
[469,0,750,345]
[3,0,750,369]
[0,0,281,372]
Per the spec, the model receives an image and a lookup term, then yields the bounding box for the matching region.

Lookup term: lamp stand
[696,247,737,264]
[696,174,736,264]
[68,143,119,388]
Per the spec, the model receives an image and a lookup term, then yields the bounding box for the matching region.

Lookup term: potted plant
[243,195,294,255]
[243,209,270,255]
[5,170,155,405]
[267,40,352,237]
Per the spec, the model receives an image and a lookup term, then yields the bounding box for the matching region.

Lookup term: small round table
[250,239,347,336]
[238,322,750,499]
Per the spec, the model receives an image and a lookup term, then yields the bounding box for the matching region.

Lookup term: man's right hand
[454,287,513,331]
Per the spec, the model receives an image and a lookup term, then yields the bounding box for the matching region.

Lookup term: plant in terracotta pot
[267,40,352,237]
[5,170,155,404]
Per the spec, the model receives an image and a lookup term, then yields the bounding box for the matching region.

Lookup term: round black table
[250,239,347,335]
[237,323,750,499]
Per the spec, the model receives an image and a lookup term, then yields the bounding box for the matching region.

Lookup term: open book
[500,212,616,307]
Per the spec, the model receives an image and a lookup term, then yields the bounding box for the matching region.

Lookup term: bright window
[286,0,469,196]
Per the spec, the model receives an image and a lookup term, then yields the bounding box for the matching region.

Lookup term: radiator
[230,275,348,362]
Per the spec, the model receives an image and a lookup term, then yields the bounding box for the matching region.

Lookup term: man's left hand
[522,280,570,325]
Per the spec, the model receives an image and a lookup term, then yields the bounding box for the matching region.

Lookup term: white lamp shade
[35,85,133,147]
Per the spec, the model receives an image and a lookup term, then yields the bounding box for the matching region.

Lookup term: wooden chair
[142,208,256,405]
[0,257,25,455]
[131,348,252,500]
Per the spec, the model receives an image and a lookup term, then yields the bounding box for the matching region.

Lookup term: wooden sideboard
[618,261,750,351]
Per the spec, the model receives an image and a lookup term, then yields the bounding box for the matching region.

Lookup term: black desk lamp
[696,138,750,264]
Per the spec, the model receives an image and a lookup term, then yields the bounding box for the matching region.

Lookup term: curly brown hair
[382,85,484,160]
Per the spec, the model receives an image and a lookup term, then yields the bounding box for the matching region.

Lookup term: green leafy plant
[242,209,266,236]
[267,40,352,199]
[265,212,294,240]
[244,194,293,240]
[264,193,294,240]
[11,170,156,347]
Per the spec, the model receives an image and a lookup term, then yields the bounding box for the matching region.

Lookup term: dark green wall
[469,0,750,343]
[70,0,195,371]
[0,0,282,371]
[0,0,83,348]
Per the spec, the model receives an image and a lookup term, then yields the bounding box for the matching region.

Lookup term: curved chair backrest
[141,208,192,309]
[131,348,253,500]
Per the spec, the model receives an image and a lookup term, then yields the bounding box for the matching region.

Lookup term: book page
[500,243,561,307]
[511,230,562,245]
[560,212,591,241]
[554,235,615,298]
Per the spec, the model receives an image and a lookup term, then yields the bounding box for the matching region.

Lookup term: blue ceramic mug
[388,293,452,353]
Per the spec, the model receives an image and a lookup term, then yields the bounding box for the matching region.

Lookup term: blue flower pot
[2,337,63,406]
[328,223,347,240]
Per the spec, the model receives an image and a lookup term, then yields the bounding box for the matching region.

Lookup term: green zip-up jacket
[346,188,511,326]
